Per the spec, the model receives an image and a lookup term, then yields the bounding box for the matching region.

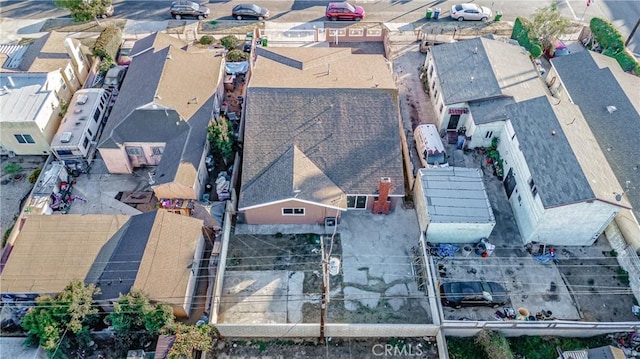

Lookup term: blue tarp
[225,61,249,75]
[437,244,459,257]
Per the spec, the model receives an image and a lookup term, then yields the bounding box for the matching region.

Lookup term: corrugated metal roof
[0,44,28,69]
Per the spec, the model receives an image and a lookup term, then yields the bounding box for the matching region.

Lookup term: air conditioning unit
[325,217,337,227]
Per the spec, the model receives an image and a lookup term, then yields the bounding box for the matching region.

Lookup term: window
[14,134,35,144]
[125,146,143,156]
[93,110,101,123]
[529,178,538,197]
[439,103,444,113]
[151,147,164,156]
[60,78,66,90]
[87,128,93,139]
[56,149,73,156]
[83,137,89,149]
[282,208,305,216]
[485,131,493,138]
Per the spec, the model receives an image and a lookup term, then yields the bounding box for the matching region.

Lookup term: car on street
[450,3,492,22]
[170,1,210,20]
[326,2,365,21]
[440,281,508,308]
[232,4,270,20]
[102,66,127,90]
[117,39,136,66]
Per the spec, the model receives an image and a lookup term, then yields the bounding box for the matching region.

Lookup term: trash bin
[494,11,502,21]
[426,8,433,19]
[433,7,441,20]
[261,36,268,47]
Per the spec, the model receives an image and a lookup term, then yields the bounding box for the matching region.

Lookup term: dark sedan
[440,281,508,308]
[232,4,270,20]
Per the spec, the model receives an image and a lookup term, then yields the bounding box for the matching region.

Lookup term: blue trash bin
[433,7,441,20]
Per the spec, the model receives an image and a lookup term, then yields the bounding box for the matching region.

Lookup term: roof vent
[606,105,617,114]
[76,94,89,105]
[60,132,72,143]
[79,117,86,121]
[74,108,83,114]
[473,46,478,54]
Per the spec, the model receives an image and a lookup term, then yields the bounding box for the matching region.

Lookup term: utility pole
[627,18,640,47]
[319,235,328,343]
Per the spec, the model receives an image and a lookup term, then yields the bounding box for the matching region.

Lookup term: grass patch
[40,18,126,33]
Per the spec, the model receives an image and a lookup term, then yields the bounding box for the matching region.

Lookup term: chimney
[372,177,392,215]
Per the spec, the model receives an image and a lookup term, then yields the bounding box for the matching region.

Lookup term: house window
[83,137,89,149]
[429,66,434,78]
[151,147,164,156]
[282,208,305,216]
[93,110,101,123]
[14,134,35,144]
[125,147,143,155]
[60,78,66,90]
[347,195,368,209]
[431,81,436,90]
[485,131,493,138]
[439,103,444,113]
[529,178,538,198]
[87,128,93,139]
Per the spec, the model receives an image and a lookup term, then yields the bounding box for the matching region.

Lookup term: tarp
[225,61,249,75]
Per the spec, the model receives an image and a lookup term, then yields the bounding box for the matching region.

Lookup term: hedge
[92,26,122,61]
[511,18,542,58]
[590,17,639,75]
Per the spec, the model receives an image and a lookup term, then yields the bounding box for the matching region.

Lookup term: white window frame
[282,208,305,216]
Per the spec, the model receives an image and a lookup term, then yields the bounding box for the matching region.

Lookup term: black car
[170,1,210,20]
[232,4,270,20]
[440,281,508,308]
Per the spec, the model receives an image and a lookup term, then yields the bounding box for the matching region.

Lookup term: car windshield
[344,3,355,12]
[555,47,570,56]
[454,4,463,10]
[427,152,447,166]
[104,76,117,85]
[119,48,131,56]
[189,3,198,10]
[250,4,260,11]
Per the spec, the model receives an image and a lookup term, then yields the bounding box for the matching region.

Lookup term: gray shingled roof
[430,36,543,106]
[418,167,495,224]
[551,51,640,221]
[469,97,514,124]
[94,211,157,301]
[506,96,594,208]
[239,87,405,209]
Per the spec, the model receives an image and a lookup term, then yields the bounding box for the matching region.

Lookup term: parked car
[440,281,508,308]
[117,39,136,66]
[450,3,492,22]
[170,1,210,20]
[326,2,365,21]
[232,4,270,20]
[102,66,127,90]
[543,39,570,59]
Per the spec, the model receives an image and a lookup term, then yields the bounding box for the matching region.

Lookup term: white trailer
[414,124,449,168]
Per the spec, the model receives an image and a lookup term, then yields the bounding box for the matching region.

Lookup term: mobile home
[51,89,110,172]
[414,124,449,168]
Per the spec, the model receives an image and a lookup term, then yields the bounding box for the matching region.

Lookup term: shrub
[3,163,22,177]
[199,35,215,45]
[511,18,543,58]
[475,330,514,359]
[220,35,240,50]
[226,49,248,62]
[28,168,41,184]
[590,17,624,54]
[614,51,640,74]
[92,26,122,60]
[98,56,114,75]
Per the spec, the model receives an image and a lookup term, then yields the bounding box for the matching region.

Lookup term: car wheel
[492,303,500,308]
[354,17,361,21]
[331,16,337,21]
[198,15,204,20]
[175,14,181,20]
[457,17,464,21]
[236,15,242,20]
[455,305,462,309]
[258,16,264,21]
[481,16,488,22]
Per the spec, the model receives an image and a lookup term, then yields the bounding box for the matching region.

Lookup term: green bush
[92,26,122,60]
[614,51,640,74]
[226,49,248,62]
[98,57,114,75]
[220,35,240,50]
[199,35,214,45]
[511,18,543,58]
[590,18,624,54]
[28,168,41,184]
[475,330,514,359]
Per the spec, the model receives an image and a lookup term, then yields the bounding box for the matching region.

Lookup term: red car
[326,2,364,21]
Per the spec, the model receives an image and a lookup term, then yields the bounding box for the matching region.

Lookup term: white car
[450,3,492,22]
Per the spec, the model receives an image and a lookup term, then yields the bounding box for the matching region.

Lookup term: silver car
[450,3,492,22]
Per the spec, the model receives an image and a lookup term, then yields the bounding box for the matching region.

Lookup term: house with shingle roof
[98,33,225,200]
[0,211,205,318]
[0,32,89,156]
[498,96,628,245]
[424,36,545,147]
[238,47,404,226]
[547,50,640,248]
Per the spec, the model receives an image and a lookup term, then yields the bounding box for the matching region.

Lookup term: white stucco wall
[426,222,495,244]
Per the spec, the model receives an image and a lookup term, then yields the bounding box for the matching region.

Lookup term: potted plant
[495,159,504,180]
[4,163,23,181]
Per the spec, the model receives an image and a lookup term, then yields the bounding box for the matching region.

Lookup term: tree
[53,0,112,23]
[528,2,574,43]
[108,290,174,355]
[208,117,234,165]
[21,280,100,356]
[220,35,240,50]
[167,324,218,359]
[226,49,249,62]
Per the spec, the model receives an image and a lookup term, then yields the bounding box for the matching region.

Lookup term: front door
[448,115,461,130]
[504,168,517,199]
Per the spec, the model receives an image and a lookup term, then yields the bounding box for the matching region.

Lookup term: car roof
[459,3,480,10]
[328,2,349,8]
[122,39,136,47]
